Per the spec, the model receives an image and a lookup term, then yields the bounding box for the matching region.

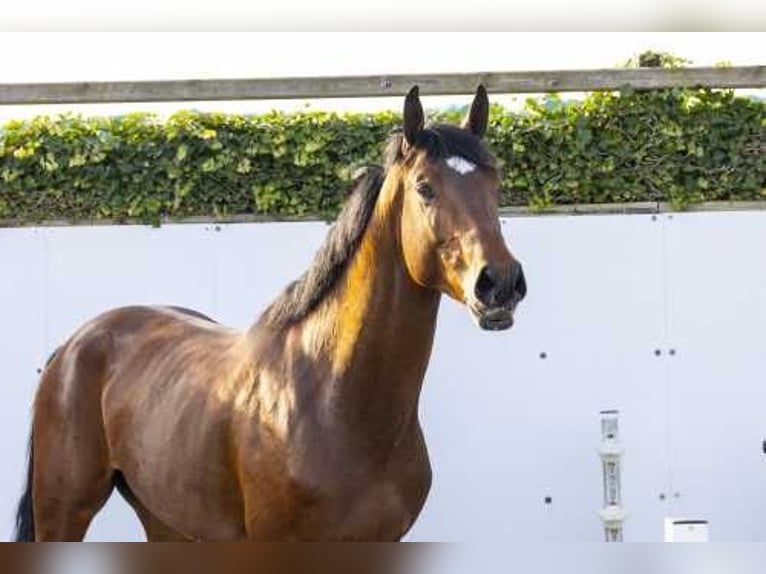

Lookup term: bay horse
[13,85,526,541]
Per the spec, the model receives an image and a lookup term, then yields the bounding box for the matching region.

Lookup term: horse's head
[391,85,526,331]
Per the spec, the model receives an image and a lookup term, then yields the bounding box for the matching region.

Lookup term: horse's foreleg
[113,473,192,542]
[132,504,193,542]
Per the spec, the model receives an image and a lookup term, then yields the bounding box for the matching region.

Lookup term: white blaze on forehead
[446,156,477,175]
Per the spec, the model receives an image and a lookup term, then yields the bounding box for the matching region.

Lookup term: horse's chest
[313,449,432,540]
[242,473,419,541]
[331,478,417,541]
[241,419,432,540]
[245,452,430,541]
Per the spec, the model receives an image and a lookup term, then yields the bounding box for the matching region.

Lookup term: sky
[2,0,765,31]
[0,32,763,120]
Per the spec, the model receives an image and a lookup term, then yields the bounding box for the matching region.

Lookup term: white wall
[1,210,765,542]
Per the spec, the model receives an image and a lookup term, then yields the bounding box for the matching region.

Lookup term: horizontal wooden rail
[1,67,764,105]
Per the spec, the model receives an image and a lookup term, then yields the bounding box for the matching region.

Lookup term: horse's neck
[299,179,440,445]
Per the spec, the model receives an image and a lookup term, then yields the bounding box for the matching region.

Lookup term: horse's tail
[13,349,58,543]
[13,433,35,542]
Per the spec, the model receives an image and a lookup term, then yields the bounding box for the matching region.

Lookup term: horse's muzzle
[469,303,515,331]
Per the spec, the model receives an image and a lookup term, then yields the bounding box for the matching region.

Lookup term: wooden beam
[0,67,764,106]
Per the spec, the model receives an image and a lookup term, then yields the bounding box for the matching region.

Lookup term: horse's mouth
[469,303,515,331]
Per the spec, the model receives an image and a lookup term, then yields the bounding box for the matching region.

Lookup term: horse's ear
[403,85,424,147]
[462,84,489,138]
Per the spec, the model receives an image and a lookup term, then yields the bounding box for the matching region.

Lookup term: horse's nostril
[514,266,527,300]
[474,265,497,304]
[476,264,524,307]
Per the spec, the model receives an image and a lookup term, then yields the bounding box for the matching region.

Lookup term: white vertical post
[598,409,627,541]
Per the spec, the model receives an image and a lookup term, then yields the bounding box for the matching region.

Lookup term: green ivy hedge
[0,88,763,225]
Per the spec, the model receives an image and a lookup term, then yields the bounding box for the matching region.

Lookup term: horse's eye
[416,182,435,201]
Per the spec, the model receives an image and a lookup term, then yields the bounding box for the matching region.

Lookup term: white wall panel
[210,221,329,329]
[661,212,766,541]
[408,214,668,542]
[44,225,217,343]
[0,228,47,541]
[1,210,764,541]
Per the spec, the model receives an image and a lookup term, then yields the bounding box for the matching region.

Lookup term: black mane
[259,124,497,328]
[258,165,385,327]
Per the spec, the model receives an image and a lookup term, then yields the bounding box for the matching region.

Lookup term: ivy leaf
[0,91,761,224]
